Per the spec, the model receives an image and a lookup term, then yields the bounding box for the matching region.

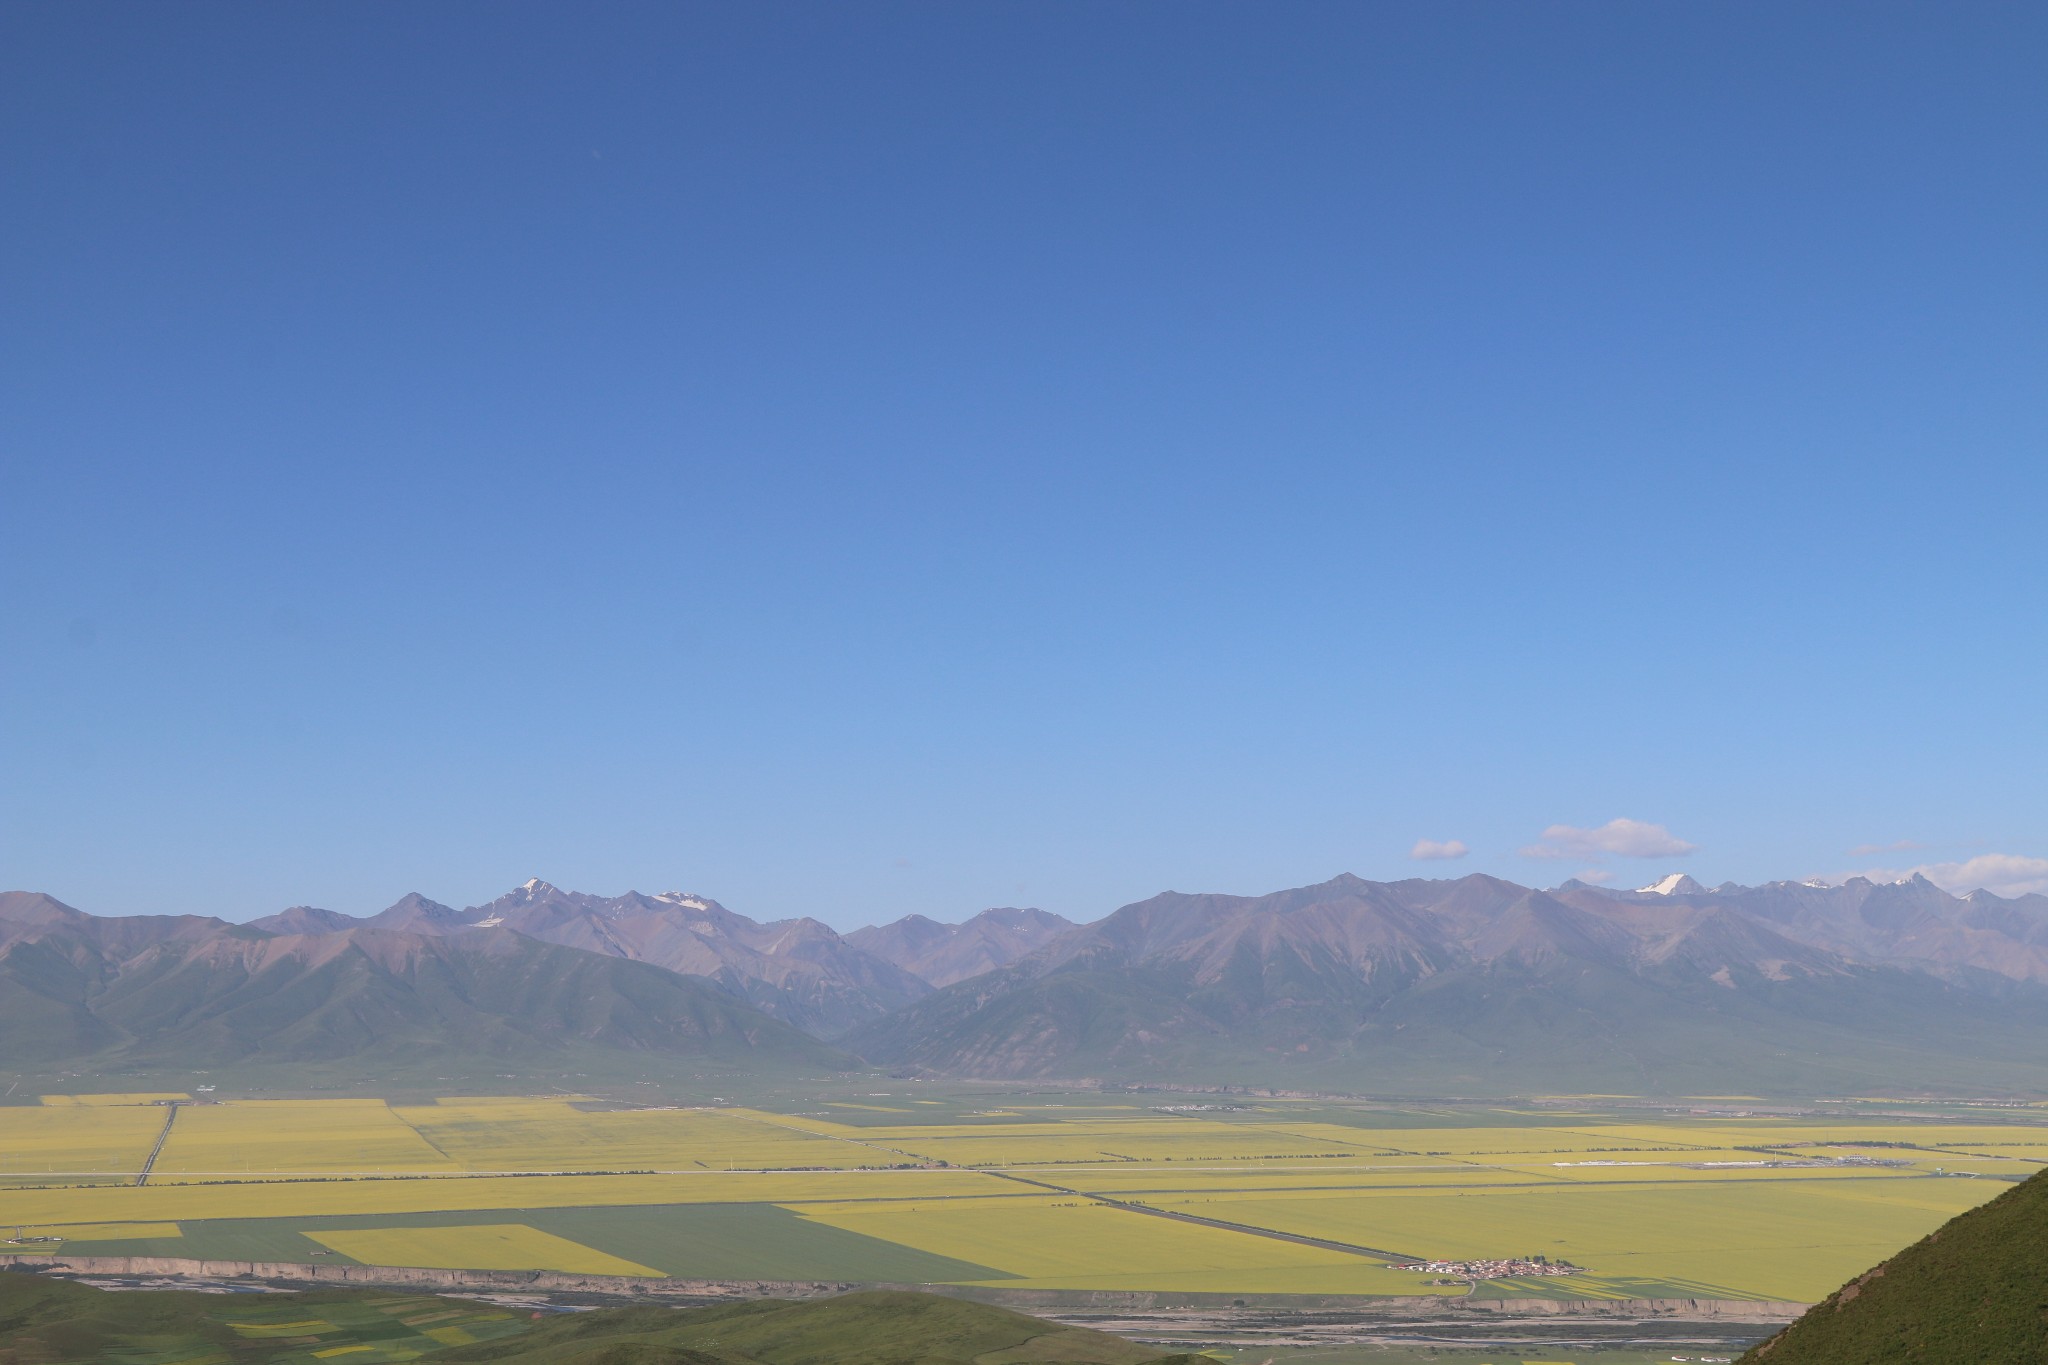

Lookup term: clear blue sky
[5,2,2044,926]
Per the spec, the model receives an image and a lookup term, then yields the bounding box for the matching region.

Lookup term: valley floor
[4,1084,2042,1308]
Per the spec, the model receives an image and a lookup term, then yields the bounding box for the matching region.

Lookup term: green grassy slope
[0,1273,1184,1365]
[0,1270,531,1363]
[430,1290,1184,1365]
[0,921,857,1080]
[847,952,2048,1097]
[1738,1167,2048,1364]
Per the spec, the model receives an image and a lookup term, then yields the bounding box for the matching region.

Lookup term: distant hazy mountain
[846,873,2048,1095]
[281,880,931,1038]
[1561,874,2048,982]
[1738,1165,2048,1363]
[0,892,851,1074]
[847,907,1078,987]
[244,904,360,935]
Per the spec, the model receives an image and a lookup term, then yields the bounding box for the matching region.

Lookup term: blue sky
[4,2,2044,926]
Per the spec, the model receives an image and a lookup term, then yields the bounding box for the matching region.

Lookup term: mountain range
[247,882,1073,1037]
[8,870,2048,1095]
[847,873,2048,1094]
[0,891,849,1079]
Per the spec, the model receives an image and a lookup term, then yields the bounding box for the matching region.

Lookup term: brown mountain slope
[846,873,2048,1095]
[356,880,930,1037]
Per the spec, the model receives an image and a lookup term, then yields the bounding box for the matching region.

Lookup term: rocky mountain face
[845,873,2048,1095]
[846,907,1077,987]
[274,880,933,1038]
[0,892,852,1073]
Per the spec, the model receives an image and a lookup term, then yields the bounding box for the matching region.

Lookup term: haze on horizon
[3,2,2044,928]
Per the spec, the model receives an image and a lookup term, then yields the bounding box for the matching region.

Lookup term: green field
[6,1087,2040,1304]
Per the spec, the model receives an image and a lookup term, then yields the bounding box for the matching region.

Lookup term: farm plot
[305,1222,662,1275]
[522,1202,1014,1281]
[842,1120,1386,1167]
[1037,1164,1558,1198]
[1333,1125,1711,1157]
[393,1100,875,1171]
[11,1095,2043,1304]
[1136,1172,2007,1301]
[0,1167,1020,1228]
[785,1194,1465,1295]
[149,1099,458,1180]
[0,1103,167,1184]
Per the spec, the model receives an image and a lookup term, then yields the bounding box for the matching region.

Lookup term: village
[1389,1255,1582,1280]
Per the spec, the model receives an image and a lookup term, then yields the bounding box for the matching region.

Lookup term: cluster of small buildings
[1390,1256,1581,1279]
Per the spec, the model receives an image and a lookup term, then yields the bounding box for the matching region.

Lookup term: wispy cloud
[1848,838,1923,857]
[1521,818,1698,861]
[1409,838,1470,861]
[1573,868,1616,885]
[1837,853,2048,899]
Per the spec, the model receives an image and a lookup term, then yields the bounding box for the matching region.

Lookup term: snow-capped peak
[656,892,712,911]
[1636,873,1705,896]
[516,877,558,896]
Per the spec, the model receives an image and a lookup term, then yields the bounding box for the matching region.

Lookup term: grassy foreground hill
[1739,1166,2048,1364]
[0,1273,1186,1365]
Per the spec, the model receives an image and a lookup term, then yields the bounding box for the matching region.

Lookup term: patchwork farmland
[4,1090,2042,1304]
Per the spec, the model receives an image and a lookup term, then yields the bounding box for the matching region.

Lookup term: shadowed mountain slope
[0,894,852,1076]
[1738,1166,2048,1364]
[846,874,2048,1095]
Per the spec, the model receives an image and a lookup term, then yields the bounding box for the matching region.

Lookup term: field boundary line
[386,1106,460,1164]
[135,1103,180,1187]
[980,1168,1423,1262]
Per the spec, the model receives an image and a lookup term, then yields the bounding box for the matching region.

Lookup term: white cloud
[1848,838,1923,857]
[1840,853,2048,900]
[1520,818,1698,861]
[1409,838,1470,861]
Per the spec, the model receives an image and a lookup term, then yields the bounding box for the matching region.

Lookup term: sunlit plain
[4,1093,2038,1303]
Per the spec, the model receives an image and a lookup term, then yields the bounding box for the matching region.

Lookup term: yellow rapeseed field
[8,1094,2043,1304]
[784,1194,1464,1295]
[149,1100,458,1180]
[0,1103,168,1181]
[393,1101,874,1171]
[1041,1165,1559,1197]
[11,1222,181,1241]
[0,1168,1018,1226]
[839,1119,1381,1167]
[305,1224,660,1276]
[1323,1125,1705,1156]
[1139,1174,2006,1300]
